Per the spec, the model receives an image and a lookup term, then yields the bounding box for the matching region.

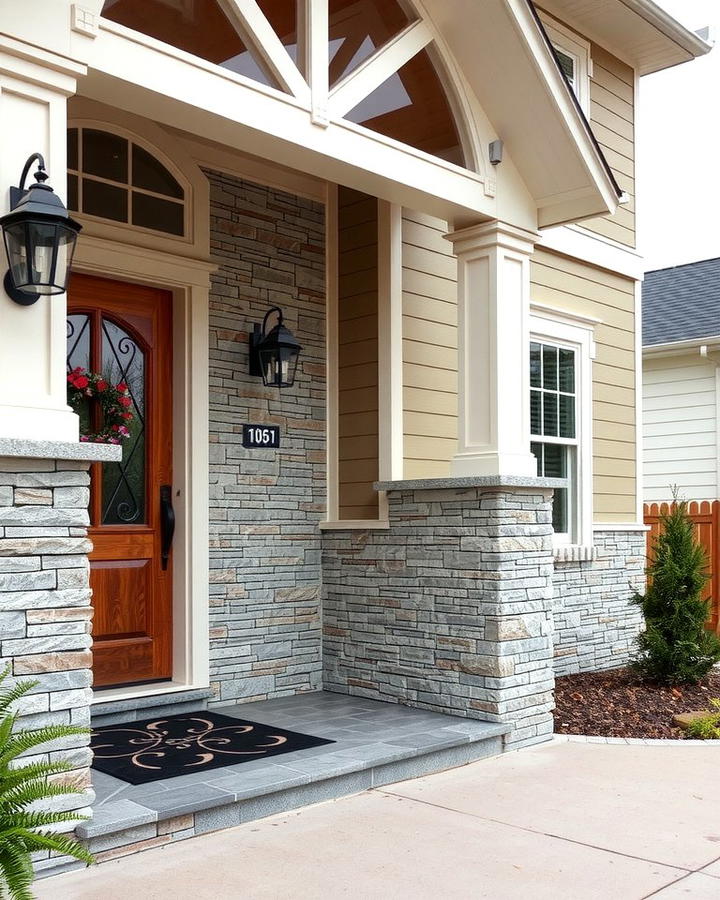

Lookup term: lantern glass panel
[4,221,30,291]
[259,344,299,388]
[26,221,59,293]
[52,224,79,292]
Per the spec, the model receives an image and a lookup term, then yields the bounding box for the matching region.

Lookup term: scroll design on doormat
[91,717,288,771]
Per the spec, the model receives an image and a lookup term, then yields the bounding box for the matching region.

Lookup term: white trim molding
[539,225,645,281]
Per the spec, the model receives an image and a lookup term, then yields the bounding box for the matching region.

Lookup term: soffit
[536,0,711,75]
[424,0,620,227]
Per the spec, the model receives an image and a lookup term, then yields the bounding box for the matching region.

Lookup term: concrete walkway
[37,739,720,899]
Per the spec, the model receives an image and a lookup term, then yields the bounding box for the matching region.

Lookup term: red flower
[117,382,128,392]
[96,380,108,392]
[119,396,132,408]
[111,424,120,432]
[74,376,89,389]
[121,412,133,421]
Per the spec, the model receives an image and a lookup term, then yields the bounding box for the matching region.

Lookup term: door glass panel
[102,0,282,90]
[67,314,92,437]
[101,318,146,525]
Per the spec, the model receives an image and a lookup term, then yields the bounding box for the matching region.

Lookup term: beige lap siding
[531,249,637,522]
[401,210,458,479]
[338,187,380,520]
[582,44,636,247]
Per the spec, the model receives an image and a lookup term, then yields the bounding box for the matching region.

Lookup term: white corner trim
[634,279,643,526]
[319,520,391,531]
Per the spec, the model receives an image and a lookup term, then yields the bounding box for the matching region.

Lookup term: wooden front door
[67,274,173,688]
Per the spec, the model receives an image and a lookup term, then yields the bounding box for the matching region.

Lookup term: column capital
[445,220,540,258]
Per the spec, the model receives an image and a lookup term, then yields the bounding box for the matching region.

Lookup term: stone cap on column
[0,438,122,463]
[375,475,565,492]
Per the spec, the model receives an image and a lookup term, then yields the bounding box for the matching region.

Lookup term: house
[0,0,708,874]
[643,258,720,504]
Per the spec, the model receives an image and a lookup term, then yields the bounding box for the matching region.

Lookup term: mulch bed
[554,667,720,739]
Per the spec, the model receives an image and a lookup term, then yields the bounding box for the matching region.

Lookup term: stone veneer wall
[322,482,556,748]
[207,170,326,705]
[0,454,94,874]
[552,530,646,676]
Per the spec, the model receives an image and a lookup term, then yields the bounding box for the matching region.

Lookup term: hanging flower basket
[67,367,134,444]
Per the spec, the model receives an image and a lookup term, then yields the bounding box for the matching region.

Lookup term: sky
[639,0,720,270]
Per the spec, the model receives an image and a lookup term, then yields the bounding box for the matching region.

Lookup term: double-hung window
[529,312,594,550]
[540,14,592,114]
[530,341,577,541]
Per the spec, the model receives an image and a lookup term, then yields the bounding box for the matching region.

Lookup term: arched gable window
[67,127,186,237]
[101,0,471,170]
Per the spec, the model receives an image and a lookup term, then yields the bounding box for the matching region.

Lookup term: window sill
[553,544,597,563]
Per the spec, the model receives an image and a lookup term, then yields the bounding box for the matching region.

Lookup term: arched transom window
[67,127,186,237]
[101,0,469,169]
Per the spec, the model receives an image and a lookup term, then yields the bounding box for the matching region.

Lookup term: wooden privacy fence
[643,501,720,634]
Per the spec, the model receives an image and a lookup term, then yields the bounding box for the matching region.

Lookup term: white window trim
[539,13,592,115]
[530,313,594,552]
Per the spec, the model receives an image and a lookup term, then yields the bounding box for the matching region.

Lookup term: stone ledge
[0,439,121,463]
[374,475,564,492]
[553,545,598,563]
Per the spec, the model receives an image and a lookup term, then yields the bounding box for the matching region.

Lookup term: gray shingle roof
[643,258,720,347]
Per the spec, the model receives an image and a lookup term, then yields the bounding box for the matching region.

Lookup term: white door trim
[72,234,214,702]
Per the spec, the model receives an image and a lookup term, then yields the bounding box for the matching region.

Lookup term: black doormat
[90,711,335,785]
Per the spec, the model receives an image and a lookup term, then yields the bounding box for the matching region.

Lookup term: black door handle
[160,485,175,572]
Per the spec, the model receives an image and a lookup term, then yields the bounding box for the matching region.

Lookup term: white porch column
[0,46,85,441]
[446,220,540,478]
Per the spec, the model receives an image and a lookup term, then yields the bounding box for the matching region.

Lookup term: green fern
[0,666,94,900]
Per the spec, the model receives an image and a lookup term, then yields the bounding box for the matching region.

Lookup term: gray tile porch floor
[84,691,508,839]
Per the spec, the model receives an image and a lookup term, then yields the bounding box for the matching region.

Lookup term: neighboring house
[0,0,708,872]
[643,259,720,503]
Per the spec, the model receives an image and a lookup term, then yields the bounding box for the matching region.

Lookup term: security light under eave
[0,153,82,306]
[249,306,302,388]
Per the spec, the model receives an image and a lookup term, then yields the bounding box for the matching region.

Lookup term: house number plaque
[242,424,280,449]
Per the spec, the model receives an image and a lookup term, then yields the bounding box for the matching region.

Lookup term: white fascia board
[87,23,495,223]
[539,224,644,280]
[643,337,720,358]
[507,0,621,225]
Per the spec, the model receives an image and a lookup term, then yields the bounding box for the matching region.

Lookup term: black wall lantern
[249,306,302,388]
[0,153,82,306]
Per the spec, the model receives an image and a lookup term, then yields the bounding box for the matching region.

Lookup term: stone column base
[322,476,557,749]
[0,439,120,869]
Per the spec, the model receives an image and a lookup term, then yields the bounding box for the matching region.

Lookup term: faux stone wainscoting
[0,440,120,874]
[552,529,646,676]
[206,171,326,705]
[322,478,558,749]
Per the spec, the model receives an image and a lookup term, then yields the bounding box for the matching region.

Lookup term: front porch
[54,692,507,874]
